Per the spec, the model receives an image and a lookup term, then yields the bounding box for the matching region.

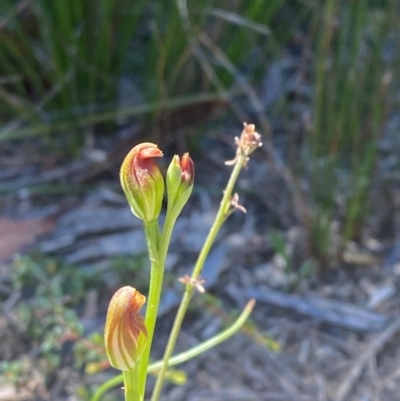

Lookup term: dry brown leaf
[0,217,55,261]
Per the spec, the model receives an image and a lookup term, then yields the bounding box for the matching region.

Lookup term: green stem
[149,299,255,372]
[137,210,181,398]
[151,152,248,401]
[137,219,162,398]
[122,368,140,401]
[91,375,123,401]
[90,299,255,401]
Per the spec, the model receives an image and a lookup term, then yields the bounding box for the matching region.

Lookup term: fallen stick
[246,286,388,332]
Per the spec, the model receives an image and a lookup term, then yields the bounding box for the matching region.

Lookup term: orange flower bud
[166,153,194,219]
[120,143,164,222]
[104,286,147,371]
[179,153,194,187]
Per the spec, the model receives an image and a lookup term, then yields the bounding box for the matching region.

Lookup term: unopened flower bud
[120,143,164,222]
[166,153,194,218]
[104,286,147,371]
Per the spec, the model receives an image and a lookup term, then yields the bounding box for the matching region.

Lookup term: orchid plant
[91,123,262,401]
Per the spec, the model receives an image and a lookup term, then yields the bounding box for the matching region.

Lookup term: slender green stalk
[90,299,255,401]
[149,299,255,373]
[140,209,184,393]
[91,375,123,401]
[151,151,248,401]
[137,220,162,398]
[122,368,140,401]
[136,208,181,398]
[160,207,184,274]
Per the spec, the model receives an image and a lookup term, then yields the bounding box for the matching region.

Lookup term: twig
[334,314,400,401]
[246,286,387,332]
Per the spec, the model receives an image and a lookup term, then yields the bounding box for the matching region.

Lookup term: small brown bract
[179,275,206,293]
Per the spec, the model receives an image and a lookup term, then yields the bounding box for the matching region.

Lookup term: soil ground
[1,122,400,401]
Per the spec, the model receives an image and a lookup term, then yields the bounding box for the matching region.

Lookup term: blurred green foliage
[0,255,85,387]
[304,0,398,264]
[0,0,399,265]
[0,0,284,148]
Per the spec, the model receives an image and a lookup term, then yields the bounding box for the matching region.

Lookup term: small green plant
[91,123,261,401]
[0,255,105,387]
[270,230,315,289]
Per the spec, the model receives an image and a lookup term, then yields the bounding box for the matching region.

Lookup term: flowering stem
[151,152,249,401]
[137,219,161,398]
[91,299,255,401]
[122,367,140,401]
[137,208,181,398]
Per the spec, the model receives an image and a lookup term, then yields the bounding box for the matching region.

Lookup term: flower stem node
[230,193,247,214]
[178,275,206,293]
[104,286,147,371]
[166,153,194,219]
[120,143,164,223]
